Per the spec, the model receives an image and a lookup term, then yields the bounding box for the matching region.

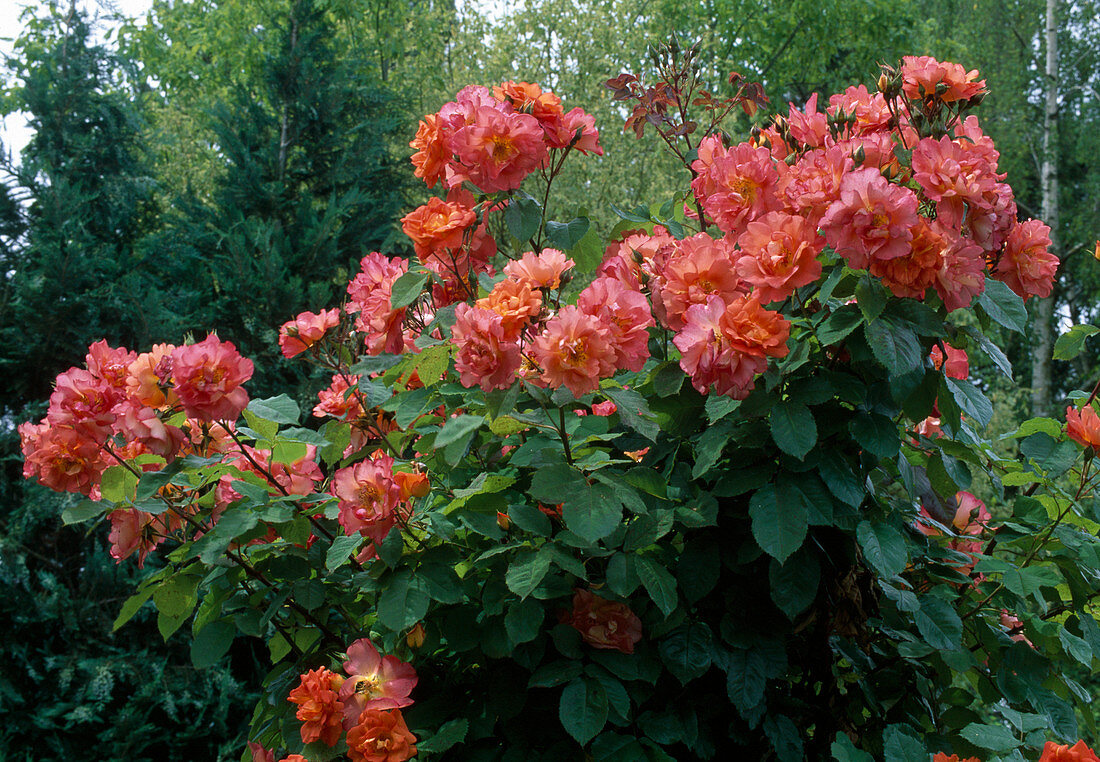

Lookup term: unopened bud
[496,511,511,530]
[852,145,866,165]
[406,623,426,649]
[877,73,890,93]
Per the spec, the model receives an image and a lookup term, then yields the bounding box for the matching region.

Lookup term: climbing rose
[448,106,547,192]
[691,137,782,236]
[503,248,575,290]
[1039,741,1100,762]
[735,210,823,303]
[476,277,542,341]
[170,335,254,422]
[930,345,969,379]
[331,455,403,538]
[19,421,106,495]
[654,233,745,330]
[401,196,476,261]
[563,589,643,654]
[345,709,417,762]
[531,306,617,396]
[339,638,418,724]
[1066,405,1100,451]
[279,309,340,359]
[409,113,449,187]
[452,303,523,392]
[126,343,177,408]
[287,667,346,747]
[995,219,1059,300]
[901,55,986,103]
[577,276,654,372]
[346,253,409,355]
[818,167,919,270]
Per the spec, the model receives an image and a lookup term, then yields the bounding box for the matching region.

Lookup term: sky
[0,0,154,167]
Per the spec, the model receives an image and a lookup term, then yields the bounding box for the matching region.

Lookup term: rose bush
[21,49,1100,760]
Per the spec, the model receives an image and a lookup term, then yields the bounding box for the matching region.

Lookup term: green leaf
[99,465,138,503]
[571,225,605,273]
[505,548,552,600]
[350,354,403,375]
[831,732,874,762]
[769,549,821,619]
[817,305,863,345]
[882,725,927,762]
[769,400,817,460]
[62,499,104,525]
[635,554,678,617]
[658,622,713,684]
[563,482,623,543]
[505,597,545,644]
[1059,628,1093,667]
[247,395,300,425]
[113,587,154,631]
[1020,432,1078,477]
[609,202,651,223]
[961,325,1012,378]
[505,196,542,241]
[546,217,591,251]
[978,279,1028,333]
[722,648,767,715]
[946,377,993,428]
[418,718,468,755]
[749,485,808,563]
[763,715,803,762]
[152,574,199,619]
[1003,565,1063,598]
[1054,324,1100,361]
[603,385,659,442]
[959,723,1023,752]
[190,619,235,669]
[560,677,609,746]
[435,414,484,448]
[326,533,362,572]
[849,412,900,458]
[856,521,907,578]
[864,318,922,377]
[377,571,430,632]
[389,270,429,310]
[855,276,888,322]
[914,595,962,650]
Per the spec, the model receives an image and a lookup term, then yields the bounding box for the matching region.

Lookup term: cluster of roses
[250,638,418,762]
[933,740,1100,762]
[690,54,1056,309]
[18,335,258,565]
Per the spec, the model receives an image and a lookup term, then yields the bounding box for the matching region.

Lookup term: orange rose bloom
[346,709,417,762]
[401,196,476,260]
[287,667,346,747]
[1066,405,1100,450]
[476,277,542,340]
[932,754,981,762]
[563,588,643,654]
[1040,741,1100,762]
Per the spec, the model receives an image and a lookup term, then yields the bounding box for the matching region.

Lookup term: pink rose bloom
[114,401,187,461]
[409,113,450,188]
[85,340,137,392]
[868,217,945,300]
[736,211,823,303]
[826,84,894,135]
[930,345,969,379]
[553,107,603,155]
[818,167,919,270]
[672,296,776,399]
[126,343,177,408]
[654,233,746,331]
[911,136,999,230]
[778,145,852,226]
[785,93,828,149]
[331,455,403,537]
[279,308,341,359]
[901,55,986,103]
[346,252,410,355]
[451,303,522,392]
[562,589,643,654]
[171,335,254,422]
[531,306,617,397]
[692,139,782,237]
[596,227,677,291]
[994,219,1059,300]
[578,276,654,372]
[339,637,418,725]
[313,373,365,421]
[108,508,162,567]
[20,420,107,495]
[1066,404,1100,450]
[46,367,118,442]
[448,106,548,192]
[493,80,564,139]
[503,248,575,290]
[934,227,987,311]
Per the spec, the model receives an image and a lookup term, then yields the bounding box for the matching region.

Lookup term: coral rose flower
[531,305,617,397]
[346,709,417,762]
[930,345,969,379]
[654,233,746,330]
[995,219,1059,300]
[126,343,177,408]
[47,367,119,442]
[313,373,365,421]
[401,196,476,261]
[818,167,919,270]
[279,308,340,359]
[476,277,542,341]
[409,113,449,188]
[934,228,987,311]
[346,253,410,355]
[563,589,643,654]
[331,455,403,537]
[451,302,523,392]
[85,339,137,392]
[339,638,418,724]
[170,335,254,422]
[869,217,945,300]
[577,276,654,372]
[1039,741,1100,762]
[448,106,548,192]
[736,210,824,303]
[692,138,782,236]
[287,667,346,747]
[503,248,575,290]
[1066,405,1100,450]
[901,55,986,103]
[20,421,107,496]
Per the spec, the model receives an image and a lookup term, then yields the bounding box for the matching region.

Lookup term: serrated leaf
[62,499,104,525]
[546,217,591,251]
[946,377,993,428]
[749,485,808,563]
[855,276,888,322]
[865,318,921,377]
[560,677,608,746]
[505,548,552,599]
[603,385,659,442]
[658,622,713,684]
[326,533,362,572]
[247,395,300,425]
[505,196,542,241]
[817,305,863,345]
[914,595,962,650]
[1054,325,1100,361]
[190,619,235,669]
[882,725,927,762]
[418,718,468,755]
[831,732,874,762]
[435,414,484,448]
[113,587,154,631]
[635,555,678,617]
[959,723,1022,752]
[978,279,1028,333]
[856,521,907,578]
[389,270,429,310]
[377,571,430,631]
[769,550,821,619]
[769,400,817,460]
